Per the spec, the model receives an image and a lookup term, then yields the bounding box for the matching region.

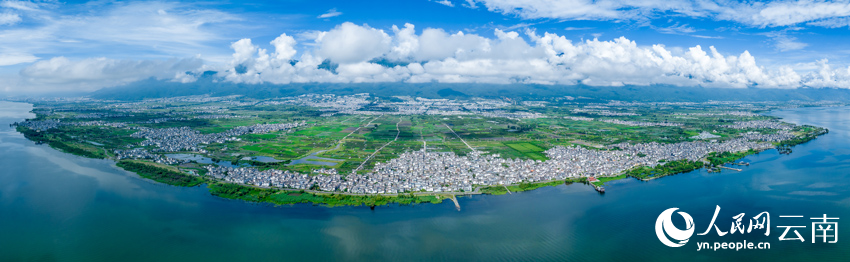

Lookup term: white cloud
[0,1,42,12]
[318,8,342,19]
[801,59,850,88]
[60,2,239,51]
[463,0,850,29]
[762,29,809,52]
[0,53,36,66]
[17,56,203,92]
[270,33,297,61]
[467,0,697,21]
[388,24,419,60]
[564,27,593,31]
[691,34,724,39]
[772,35,808,52]
[0,12,20,25]
[0,1,239,70]
[751,1,850,27]
[807,17,850,28]
[316,22,391,64]
[652,23,724,39]
[218,22,850,89]
[655,23,696,34]
[436,0,454,7]
[11,22,850,93]
[221,33,310,84]
[230,38,258,65]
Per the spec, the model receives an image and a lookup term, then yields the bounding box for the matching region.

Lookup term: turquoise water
[0,102,848,261]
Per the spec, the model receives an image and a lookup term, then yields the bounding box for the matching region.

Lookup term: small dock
[503,185,512,194]
[719,166,743,172]
[587,177,605,193]
[450,195,460,211]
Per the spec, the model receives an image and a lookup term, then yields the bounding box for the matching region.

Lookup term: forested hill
[90,72,850,102]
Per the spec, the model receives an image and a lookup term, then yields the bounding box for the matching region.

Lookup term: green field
[504,142,548,160]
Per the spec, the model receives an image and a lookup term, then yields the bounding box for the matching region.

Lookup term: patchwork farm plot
[12,94,831,206]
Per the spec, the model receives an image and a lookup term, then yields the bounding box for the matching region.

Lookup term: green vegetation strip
[626,160,705,180]
[208,183,444,207]
[591,174,629,186]
[18,127,106,159]
[707,150,755,166]
[781,126,828,147]
[479,177,587,195]
[116,160,204,187]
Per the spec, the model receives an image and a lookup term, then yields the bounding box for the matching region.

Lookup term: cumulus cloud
[316,22,391,64]
[10,22,850,93]
[463,0,850,29]
[219,22,850,89]
[801,59,850,88]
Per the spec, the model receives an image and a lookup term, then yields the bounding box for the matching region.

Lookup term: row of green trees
[18,127,105,159]
[116,160,204,187]
[626,160,705,179]
[479,177,587,195]
[207,182,444,207]
[706,150,754,166]
[780,126,828,147]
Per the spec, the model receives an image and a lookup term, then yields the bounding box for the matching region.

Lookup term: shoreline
[11,105,831,208]
[22,131,825,208]
[17,126,829,208]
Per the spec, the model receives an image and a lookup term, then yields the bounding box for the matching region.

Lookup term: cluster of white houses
[204,137,776,194]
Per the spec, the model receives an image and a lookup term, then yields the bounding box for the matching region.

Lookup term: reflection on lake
[251,156,283,163]
[166,153,242,168]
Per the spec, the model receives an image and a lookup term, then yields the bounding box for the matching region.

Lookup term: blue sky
[3,0,850,93]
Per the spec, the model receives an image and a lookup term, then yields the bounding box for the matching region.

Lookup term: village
[10,94,829,196]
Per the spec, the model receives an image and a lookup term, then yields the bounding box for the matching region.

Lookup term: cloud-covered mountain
[90,72,850,102]
[30,21,850,94]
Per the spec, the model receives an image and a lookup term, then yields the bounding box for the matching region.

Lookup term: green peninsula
[10,94,830,207]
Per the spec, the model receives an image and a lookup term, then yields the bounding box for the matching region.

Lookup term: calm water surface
[0,102,848,261]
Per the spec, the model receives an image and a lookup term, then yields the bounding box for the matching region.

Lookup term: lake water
[1,101,848,261]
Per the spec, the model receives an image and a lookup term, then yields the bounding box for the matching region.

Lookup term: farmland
[10,94,833,206]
